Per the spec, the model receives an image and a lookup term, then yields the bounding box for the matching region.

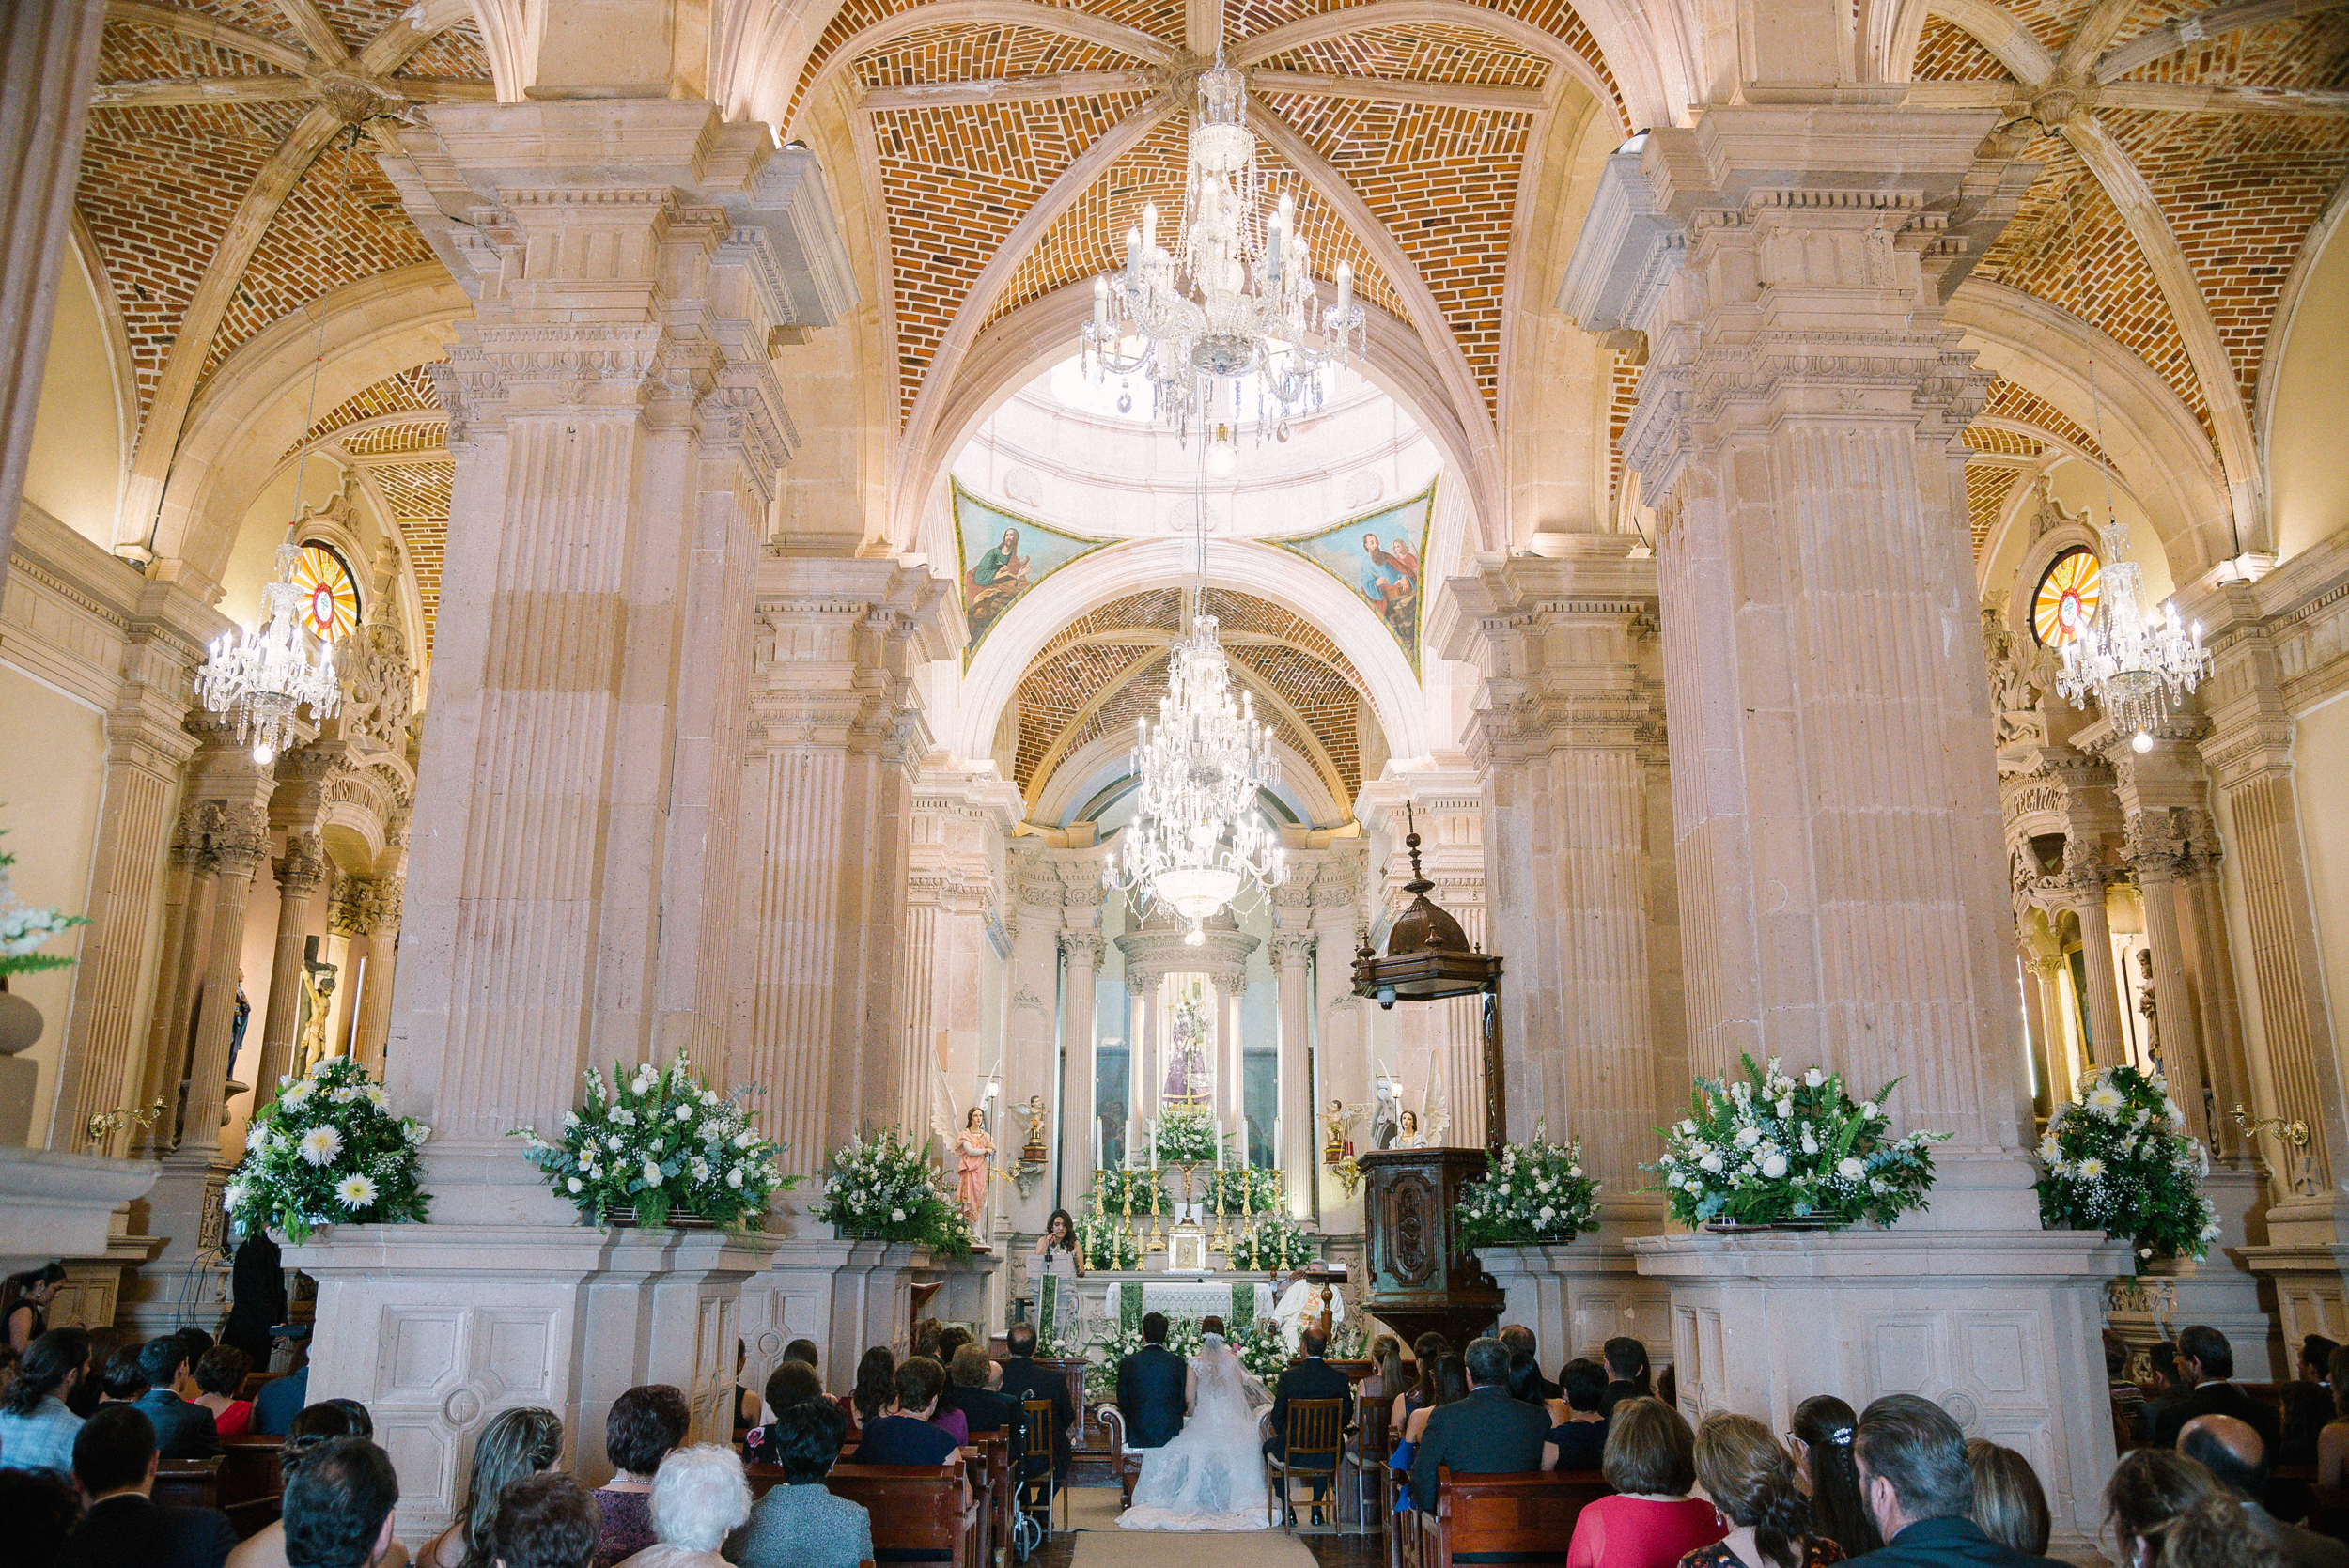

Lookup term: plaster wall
[2295,691,2349,1107]
[23,246,123,552]
[2271,215,2349,566]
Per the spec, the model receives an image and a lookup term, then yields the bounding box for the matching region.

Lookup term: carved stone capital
[1271,931,1319,968]
[1057,930,1106,968]
[276,831,328,897]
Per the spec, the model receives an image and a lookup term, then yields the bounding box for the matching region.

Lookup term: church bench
[1097,1404,1142,1508]
[826,1462,978,1568]
[155,1456,224,1513]
[1416,1467,1611,1568]
[219,1435,287,1539]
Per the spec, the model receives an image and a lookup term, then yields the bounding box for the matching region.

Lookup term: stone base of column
[2242,1190,2349,1358]
[119,1148,230,1334]
[1478,1225,1673,1370]
[285,1223,778,1545]
[1632,1226,2130,1559]
[2107,1168,2278,1375]
[736,1236,964,1398]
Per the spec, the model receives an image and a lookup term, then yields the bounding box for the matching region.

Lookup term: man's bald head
[2178,1412,2266,1499]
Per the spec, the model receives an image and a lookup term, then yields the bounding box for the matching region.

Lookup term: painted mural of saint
[964,525,1032,642]
[1360,532,1419,643]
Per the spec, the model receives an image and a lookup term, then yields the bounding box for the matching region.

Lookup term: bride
[1118,1317,1271,1531]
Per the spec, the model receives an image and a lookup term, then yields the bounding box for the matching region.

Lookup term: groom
[1115,1312,1187,1449]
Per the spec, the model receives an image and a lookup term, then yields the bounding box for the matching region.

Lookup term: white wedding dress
[1117,1335,1271,1532]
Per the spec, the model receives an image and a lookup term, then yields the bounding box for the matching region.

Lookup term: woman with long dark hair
[1787,1395,1880,1559]
[0,1327,88,1473]
[1392,1331,1449,1434]
[3,1263,64,1354]
[1387,1354,1471,1514]
[850,1345,898,1428]
[1033,1207,1081,1341]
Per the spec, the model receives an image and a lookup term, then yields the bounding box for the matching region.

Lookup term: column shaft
[2065,882,2130,1068]
[2132,844,2207,1140]
[180,809,268,1154]
[135,826,212,1150]
[255,833,326,1106]
[2182,839,2250,1157]
[1058,933,1103,1209]
[1273,932,1315,1215]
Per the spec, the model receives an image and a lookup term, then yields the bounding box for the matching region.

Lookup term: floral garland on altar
[811,1126,973,1256]
[226,1057,430,1243]
[2036,1063,2217,1271]
[512,1052,791,1231]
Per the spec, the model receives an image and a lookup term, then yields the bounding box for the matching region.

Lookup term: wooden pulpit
[1359,1146,1505,1351]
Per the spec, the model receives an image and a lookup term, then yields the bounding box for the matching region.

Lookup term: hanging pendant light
[194,129,356,764]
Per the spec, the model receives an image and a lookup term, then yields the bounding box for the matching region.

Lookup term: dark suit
[132,1389,223,1459]
[996,1356,1073,1480]
[1598,1377,1649,1419]
[61,1493,237,1568]
[1845,1514,2065,1566]
[940,1381,1024,1473]
[2247,1499,2349,1568]
[1264,1356,1353,1505]
[2151,1379,2282,1452]
[224,1232,286,1368]
[1408,1385,1549,1511]
[1115,1344,1188,1449]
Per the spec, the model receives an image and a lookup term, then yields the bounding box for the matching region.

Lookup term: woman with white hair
[614,1443,753,1567]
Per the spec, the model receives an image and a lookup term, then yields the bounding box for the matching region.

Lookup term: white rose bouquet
[1153,1107,1223,1163]
[810,1126,972,1256]
[511,1052,793,1232]
[2036,1063,2218,1272]
[1227,1211,1318,1272]
[225,1056,430,1242]
[1649,1053,1946,1229]
[1455,1124,1601,1247]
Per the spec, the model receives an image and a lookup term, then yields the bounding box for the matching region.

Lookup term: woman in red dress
[1565,1397,1726,1568]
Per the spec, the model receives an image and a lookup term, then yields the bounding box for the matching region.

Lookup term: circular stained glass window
[290,541,362,643]
[2031,546,2100,648]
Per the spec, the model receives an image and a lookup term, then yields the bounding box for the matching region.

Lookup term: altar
[1064,1272,1277,1343]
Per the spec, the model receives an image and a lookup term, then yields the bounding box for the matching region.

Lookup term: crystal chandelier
[1106,456,1287,940]
[193,129,353,766]
[1079,51,1364,466]
[2051,364,2213,751]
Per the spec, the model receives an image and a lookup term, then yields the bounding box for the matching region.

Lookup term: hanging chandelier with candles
[1079,52,1364,469]
[193,128,356,765]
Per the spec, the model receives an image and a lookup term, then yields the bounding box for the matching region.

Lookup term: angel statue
[1419,1064,1454,1148]
[1321,1099,1364,1165]
[1013,1094,1050,1165]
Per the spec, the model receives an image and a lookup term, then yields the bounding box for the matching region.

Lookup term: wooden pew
[154,1456,224,1513]
[219,1435,287,1539]
[826,1463,972,1568]
[976,1429,1013,1568]
[1416,1467,1611,1568]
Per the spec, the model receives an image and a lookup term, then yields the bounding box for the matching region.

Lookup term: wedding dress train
[1116,1335,1271,1531]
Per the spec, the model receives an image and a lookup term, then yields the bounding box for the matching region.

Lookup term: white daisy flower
[300,1126,343,1166]
[2077,1157,2108,1180]
[2086,1085,2125,1113]
[567,1176,583,1193]
[334,1173,378,1208]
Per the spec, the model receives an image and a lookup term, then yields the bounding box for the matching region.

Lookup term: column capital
[1057,930,1105,968]
[1271,931,1319,969]
[275,830,328,898]
[749,558,958,753]
[2122,810,2187,884]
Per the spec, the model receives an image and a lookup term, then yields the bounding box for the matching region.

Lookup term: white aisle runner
[1064,1487,1318,1568]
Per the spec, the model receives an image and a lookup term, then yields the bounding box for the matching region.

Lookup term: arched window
[290,540,363,643]
[2030,546,2100,648]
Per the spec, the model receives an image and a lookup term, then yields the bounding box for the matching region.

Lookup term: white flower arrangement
[1153,1107,1223,1164]
[1227,1211,1318,1272]
[2036,1063,2218,1271]
[1649,1053,1946,1229]
[0,827,87,976]
[1454,1124,1602,1248]
[810,1126,973,1256]
[511,1052,793,1231]
[225,1056,430,1242]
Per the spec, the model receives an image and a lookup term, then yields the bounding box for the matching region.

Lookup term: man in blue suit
[1115,1312,1188,1449]
[131,1337,221,1460]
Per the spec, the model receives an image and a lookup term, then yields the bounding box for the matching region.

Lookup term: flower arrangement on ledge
[1075,1203,1143,1270]
[810,1126,973,1256]
[226,1056,430,1243]
[1228,1211,1318,1272]
[1207,1163,1283,1216]
[2036,1063,2217,1272]
[511,1052,792,1232]
[1153,1107,1223,1164]
[1455,1123,1602,1248]
[1650,1054,1947,1230]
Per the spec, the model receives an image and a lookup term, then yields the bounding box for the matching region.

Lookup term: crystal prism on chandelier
[1106,613,1287,944]
[2053,514,2212,746]
[1078,52,1365,452]
[194,539,342,766]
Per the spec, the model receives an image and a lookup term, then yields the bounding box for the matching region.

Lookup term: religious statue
[2138,947,2160,1060]
[1369,1070,1401,1150]
[1017,1094,1050,1165]
[296,965,335,1072]
[1163,985,1211,1108]
[953,1107,994,1235]
[1321,1099,1361,1165]
[1393,1108,1425,1148]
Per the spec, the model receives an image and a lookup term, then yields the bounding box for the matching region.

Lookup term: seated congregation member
[2291,1334,2343,1464]
[848,1346,896,1434]
[1408,1336,1546,1515]
[2177,1413,2349,1568]
[727,1400,869,1568]
[744,1360,827,1465]
[61,1404,238,1568]
[95,1343,148,1405]
[1791,1396,1882,1559]
[251,1328,311,1436]
[2105,1332,2147,1446]
[2138,1342,2185,1445]
[228,1400,412,1568]
[1393,1332,1449,1435]
[1499,1325,1562,1400]
[490,1474,600,1568]
[943,1343,1021,1467]
[1388,1353,1468,1514]
[613,1444,749,1568]
[417,1405,564,1568]
[996,1323,1074,1482]
[856,1356,967,1474]
[1963,1441,2050,1559]
[0,1327,87,1474]
[0,1465,82,1566]
[594,1384,691,1568]
[1602,1338,1654,1419]
[2152,1325,2279,1453]
[135,1334,225,1458]
[1269,1323,1356,1520]
[1545,1358,1610,1473]
[1563,1397,1722,1568]
[1361,1335,1407,1409]
[1846,1394,2061,1567]
[281,1436,401,1568]
[2105,1447,2281,1568]
[1114,1312,1188,1450]
[191,1345,254,1440]
[2323,1344,2349,1492]
[1510,1346,1566,1421]
[1680,1412,1842,1568]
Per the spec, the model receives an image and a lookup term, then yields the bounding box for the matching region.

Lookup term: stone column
[0,0,105,596]
[178,793,272,1155]
[1559,106,2124,1550]
[1057,930,1104,1209]
[329,876,402,1073]
[133,805,218,1152]
[2123,813,2207,1137]
[2058,861,2130,1065]
[1211,975,1242,1141]
[255,832,327,1104]
[2024,953,2077,1105]
[2179,817,2250,1158]
[1130,978,1158,1129]
[1271,931,1315,1215]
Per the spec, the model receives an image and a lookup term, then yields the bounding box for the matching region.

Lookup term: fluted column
[1057,930,1103,1207]
[354,882,400,1072]
[2124,814,2207,1139]
[255,832,327,1105]
[2058,859,2129,1069]
[134,806,218,1152]
[180,802,269,1155]
[1272,930,1315,1216]
[2179,818,2249,1158]
[2025,953,2077,1104]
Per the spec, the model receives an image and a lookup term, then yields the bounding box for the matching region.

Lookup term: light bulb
[1205,435,1237,479]
[2131,730,2154,753]
[253,741,275,765]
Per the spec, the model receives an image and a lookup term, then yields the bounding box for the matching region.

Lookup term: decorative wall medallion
[1269,481,1435,672]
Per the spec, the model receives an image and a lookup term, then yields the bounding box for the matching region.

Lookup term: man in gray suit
[1409,1336,1551,1512]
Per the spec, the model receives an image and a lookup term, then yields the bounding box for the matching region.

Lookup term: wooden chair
[1264,1396,1346,1533]
[1016,1396,1062,1548]
[154,1456,224,1513]
[1352,1394,1393,1531]
[1097,1404,1143,1510]
[1420,1467,1610,1568]
[826,1462,970,1568]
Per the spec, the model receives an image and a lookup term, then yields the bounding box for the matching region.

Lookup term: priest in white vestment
[1271,1265,1345,1352]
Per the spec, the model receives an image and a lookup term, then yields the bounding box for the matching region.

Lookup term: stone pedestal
[1480,1233,1674,1370]
[2242,1194,2349,1354]
[1634,1227,2129,1557]
[736,1234,965,1399]
[288,1223,776,1543]
[0,1145,160,1273]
